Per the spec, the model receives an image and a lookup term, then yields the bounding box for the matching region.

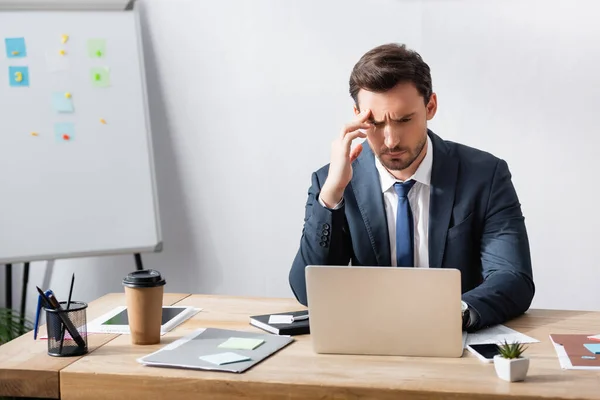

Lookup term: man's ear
[353,104,360,116]
[426,93,438,120]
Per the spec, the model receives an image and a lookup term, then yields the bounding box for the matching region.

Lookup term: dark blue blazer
[289,130,534,331]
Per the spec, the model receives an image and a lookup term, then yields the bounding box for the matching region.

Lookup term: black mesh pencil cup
[44,301,88,357]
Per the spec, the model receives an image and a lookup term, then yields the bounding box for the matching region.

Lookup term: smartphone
[467,343,501,363]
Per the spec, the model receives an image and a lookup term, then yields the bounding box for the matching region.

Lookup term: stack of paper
[466,324,540,346]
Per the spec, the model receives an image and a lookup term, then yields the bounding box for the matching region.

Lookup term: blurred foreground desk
[61,296,600,400]
[0,292,189,399]
[2,294,600,399]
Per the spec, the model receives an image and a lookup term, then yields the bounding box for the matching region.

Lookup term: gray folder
[137,328,294,373]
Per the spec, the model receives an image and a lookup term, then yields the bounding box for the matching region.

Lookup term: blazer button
[319,241,327,247]
[321,235,328,241]
[321,230,330,236]
[322,223,330,230]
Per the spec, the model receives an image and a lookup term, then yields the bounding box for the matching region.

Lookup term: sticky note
[54,122,75,142]
[8,66,29,87]
[65,92,71,99]
[100,118,107,124]
[59,49,66,56]
[5,38,26,58]
[584,344,600,354]
[52,92,74,113]
[218,337,265,350]
[199,352,250,365]
[268,315,294,324]
[87,38,106,58]
[31,132,39,137]
[46,50,70,72]
[61,34,69,44]
[90,67,110,87]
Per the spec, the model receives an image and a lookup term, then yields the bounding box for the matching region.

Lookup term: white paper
[268,315,294,324]
[465,324,539,346]
[199,352,250,365]
[587,334,600,341]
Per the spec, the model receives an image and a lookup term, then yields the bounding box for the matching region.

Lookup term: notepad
[199,352,250,365]
[584,344,600,354]
[218,337,264,350]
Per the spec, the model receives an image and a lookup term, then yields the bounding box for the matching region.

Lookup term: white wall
[2,0,599,321]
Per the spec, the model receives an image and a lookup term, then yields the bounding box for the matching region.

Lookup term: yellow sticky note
[100,118,106,124]
[61,34,69,44]
[59,49,66,56]
[12,51,19,56]
[15,72,23,83]
[31,132,39,137]
[65,92,72,99]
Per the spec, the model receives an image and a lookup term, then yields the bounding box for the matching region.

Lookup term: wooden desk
[0,292,189,399]
[60,295,600,400]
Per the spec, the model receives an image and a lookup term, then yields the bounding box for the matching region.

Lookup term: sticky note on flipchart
[584,344,600,354]
[5,38,26,58]
[54,122,75,142]
[218,337,264,350]
[87,38,106,58]
[90,67,110,87]
[268,315,294,324]
[199,352,250,365]
[46,50,70,72]
[52,92,74,113]
[8,66,29,87]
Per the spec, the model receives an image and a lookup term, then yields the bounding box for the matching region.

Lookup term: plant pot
[493,355,529,382]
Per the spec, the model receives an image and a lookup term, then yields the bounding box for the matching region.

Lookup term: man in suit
[289,43,534,332]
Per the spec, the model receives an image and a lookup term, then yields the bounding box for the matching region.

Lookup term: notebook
[137,328,294,373]
[549,334,600,370]
[249,310,310,336]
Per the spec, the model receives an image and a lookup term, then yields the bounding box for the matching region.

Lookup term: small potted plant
[493,340,529,382]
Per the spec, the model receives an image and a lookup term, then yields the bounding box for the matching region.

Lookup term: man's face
[355,82,437,172]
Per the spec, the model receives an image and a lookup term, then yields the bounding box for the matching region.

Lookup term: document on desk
[137,327,294,373]
[550,334,600,370]
[465,324,539,346]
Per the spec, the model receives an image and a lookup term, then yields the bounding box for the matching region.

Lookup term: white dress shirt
[375,135,433,267]
[317,136,433,267]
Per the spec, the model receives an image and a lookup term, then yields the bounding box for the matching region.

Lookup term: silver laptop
[305,265,464,357]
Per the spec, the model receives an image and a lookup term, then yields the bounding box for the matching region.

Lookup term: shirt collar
[374,135,433,193]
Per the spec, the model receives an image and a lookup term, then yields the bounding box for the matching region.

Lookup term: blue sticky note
[52,92,74,113]
[584,344,600,354]
[54,122,75,142]
[5,37,26,58]
[8,66,29,87]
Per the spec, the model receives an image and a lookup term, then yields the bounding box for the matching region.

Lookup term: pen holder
[44,301,88,357]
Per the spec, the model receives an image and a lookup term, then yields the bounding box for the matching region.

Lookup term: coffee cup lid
[123,269,166,288]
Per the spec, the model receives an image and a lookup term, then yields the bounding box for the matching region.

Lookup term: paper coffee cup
[123,269,166,345]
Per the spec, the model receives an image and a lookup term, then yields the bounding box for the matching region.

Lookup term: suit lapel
[351,142,391,266]
[428,131,458,268]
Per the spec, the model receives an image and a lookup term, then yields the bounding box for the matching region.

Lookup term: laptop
[305,265,464,357]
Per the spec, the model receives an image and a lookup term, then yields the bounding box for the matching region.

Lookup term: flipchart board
[0,0,162,263]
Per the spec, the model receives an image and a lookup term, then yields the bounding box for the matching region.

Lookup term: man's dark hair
[349,43,432,107]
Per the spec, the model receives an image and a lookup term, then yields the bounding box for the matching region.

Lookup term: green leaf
[0,308,33,345]
[497,339,527,359]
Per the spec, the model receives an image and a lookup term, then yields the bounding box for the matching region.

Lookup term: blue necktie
[394,180,416,267]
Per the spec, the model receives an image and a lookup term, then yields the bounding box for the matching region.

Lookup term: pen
[292,314,309,322]
[36,286,86,349]
[33,289,53,340]
[59,273,75,353]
